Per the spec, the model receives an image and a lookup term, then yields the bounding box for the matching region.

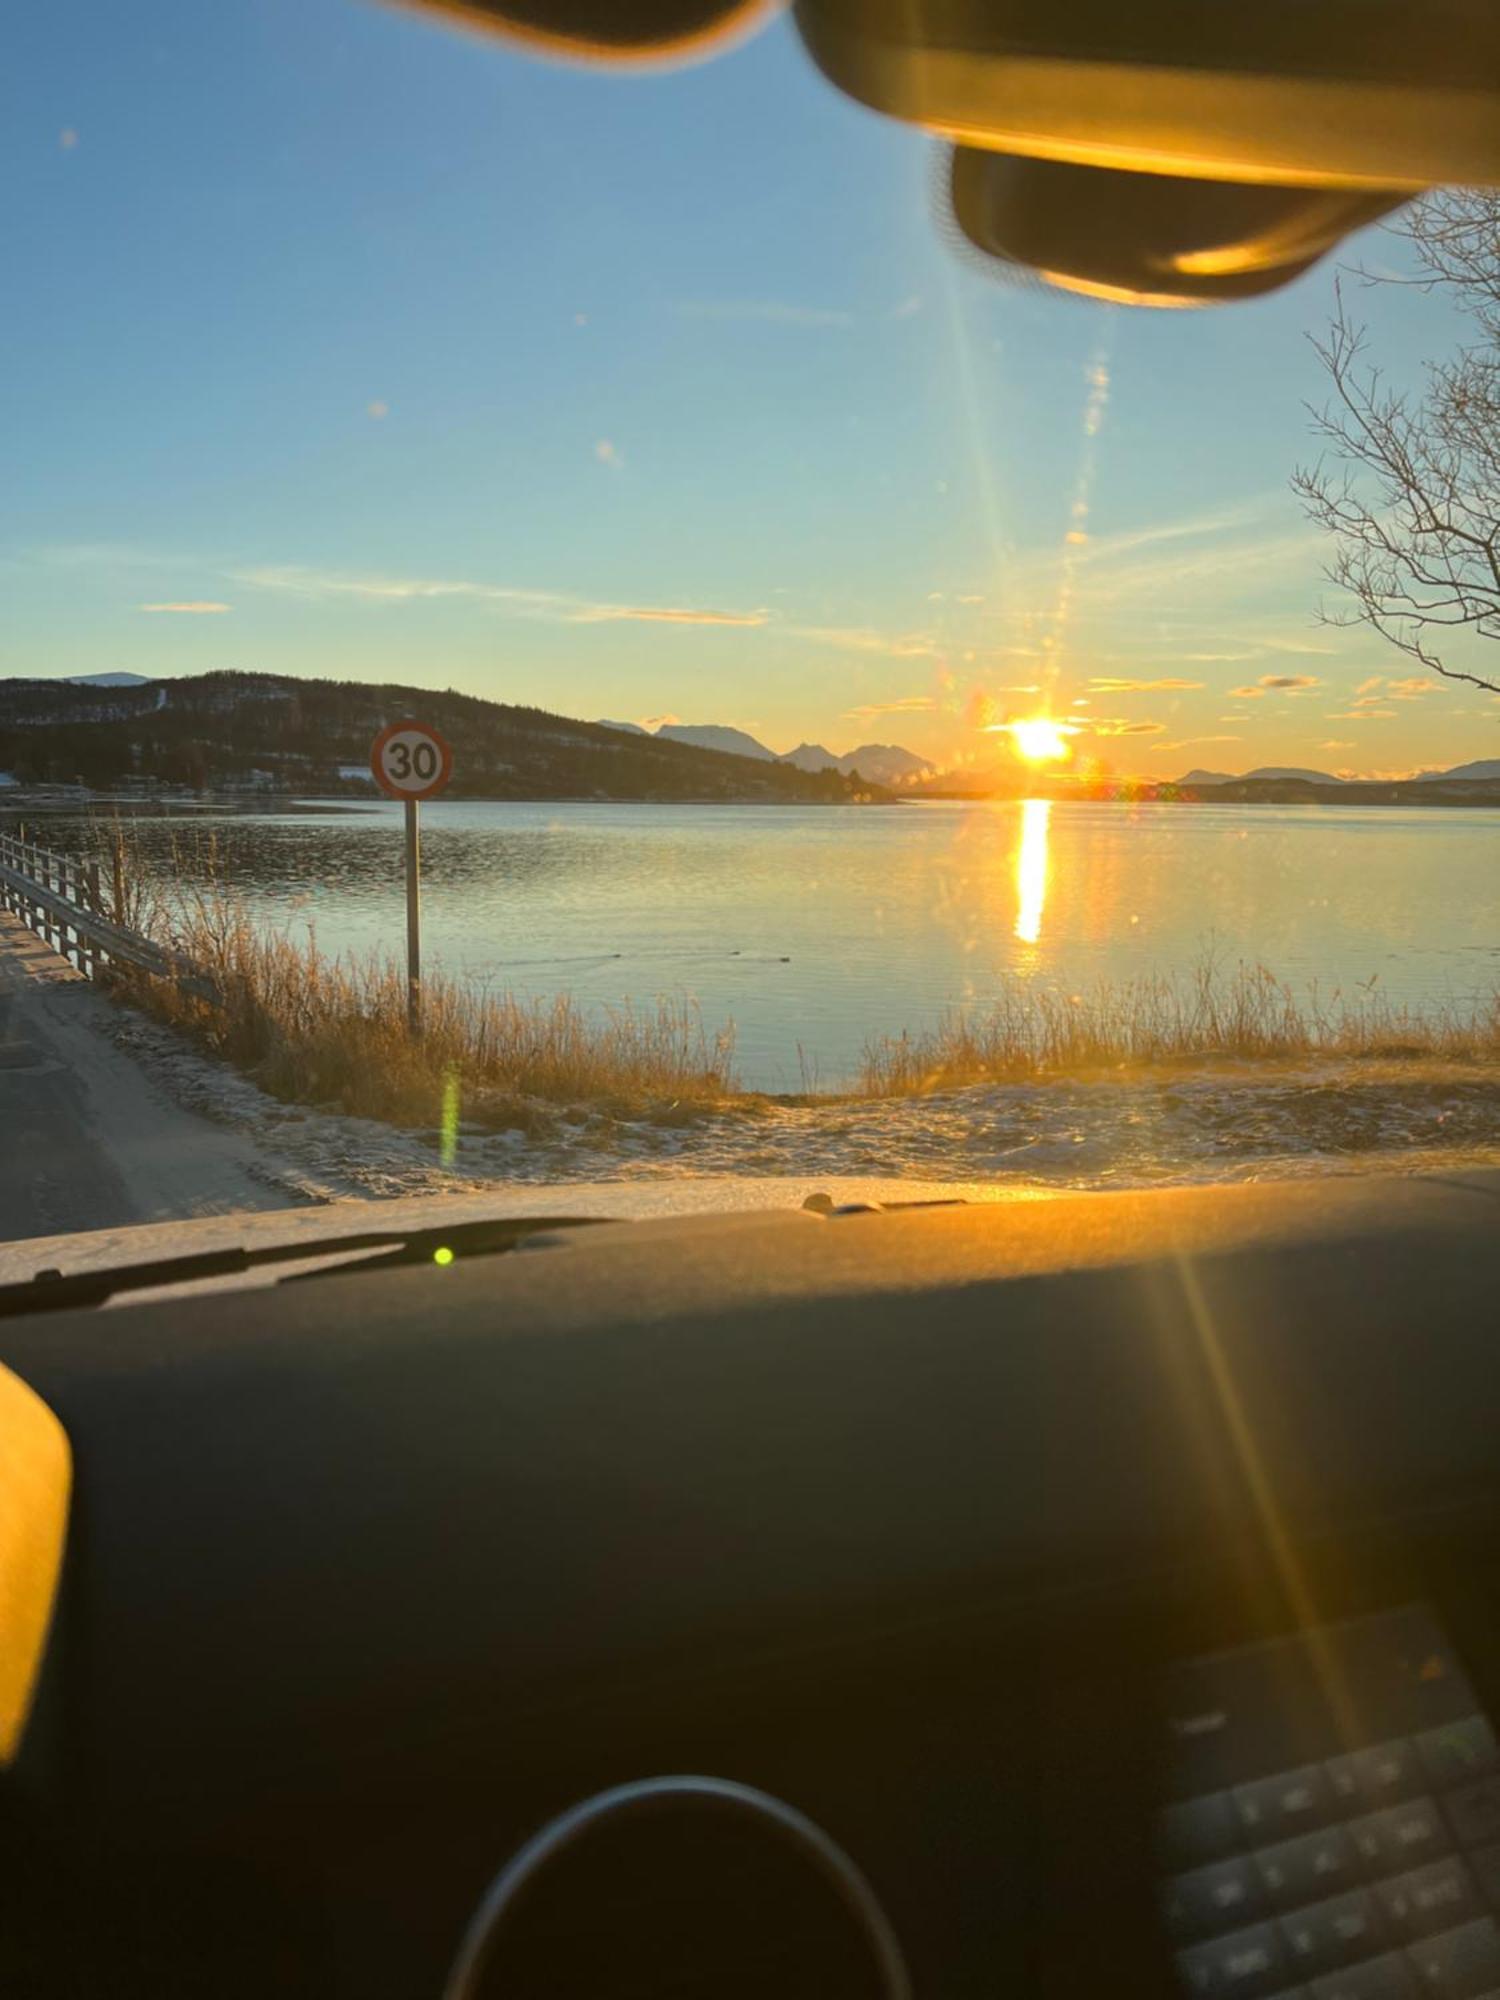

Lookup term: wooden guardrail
[0,829,213,996]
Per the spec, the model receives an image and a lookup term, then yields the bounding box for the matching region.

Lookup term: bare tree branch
[1292,198,1500,695]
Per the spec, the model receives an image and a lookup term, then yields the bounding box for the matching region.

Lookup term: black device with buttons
[1162,1606,1500,2000]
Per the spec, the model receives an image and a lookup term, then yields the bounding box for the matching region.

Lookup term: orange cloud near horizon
[138,601,231,614]
[566,604,770,628]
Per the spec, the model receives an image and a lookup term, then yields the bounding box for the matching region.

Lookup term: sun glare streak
[937,234,1010,609]
[1040,319,1117,706]
[1172,1255,1363,1748]
[1014,799,1051,945]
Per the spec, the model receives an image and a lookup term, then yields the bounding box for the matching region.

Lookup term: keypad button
[1238,1768,1337,1842]
[1178,1920,1290,1997]
[1445,1784,1500,1851]
[1280,1892,1383,1976]
[1464,1846,1500,1911]
[1168,1856,1269,1939]
[1257,1828,1362,1911]
[1164,1794,1246,1870]
[1351,1799,1452,1874]
[1329,1743,1424,1811]
[1419,1721,1499,1793]
[1405,1918,1500,1996]
[1374,1860,1482,1942]
[1311,1954,1419,1998]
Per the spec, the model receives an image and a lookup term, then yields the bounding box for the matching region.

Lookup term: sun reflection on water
[1014,798,1051,946]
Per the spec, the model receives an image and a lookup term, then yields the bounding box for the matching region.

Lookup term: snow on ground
[98,1001,1500,1203]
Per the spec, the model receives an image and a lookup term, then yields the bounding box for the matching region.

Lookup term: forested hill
[0,672,881,804]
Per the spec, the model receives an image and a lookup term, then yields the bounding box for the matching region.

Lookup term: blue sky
[4,0,1495,776]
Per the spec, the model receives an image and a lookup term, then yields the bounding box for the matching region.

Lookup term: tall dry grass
[859,957,1500,1096]
[856,952,1500,1096]
[121,870,736,1130]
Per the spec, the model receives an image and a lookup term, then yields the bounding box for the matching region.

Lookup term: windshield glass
[3,0,1497,1254]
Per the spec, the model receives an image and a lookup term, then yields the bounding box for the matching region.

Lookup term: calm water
[64,799,1500,1091]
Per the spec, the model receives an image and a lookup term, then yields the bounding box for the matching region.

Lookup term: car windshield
[3,1,1498,1261]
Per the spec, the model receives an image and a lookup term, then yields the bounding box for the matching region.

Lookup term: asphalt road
[0,911,297,1248]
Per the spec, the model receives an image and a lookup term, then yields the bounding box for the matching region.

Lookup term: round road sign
[370,720,453,800]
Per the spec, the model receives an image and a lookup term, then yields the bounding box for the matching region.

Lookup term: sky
[4,0,1497,779]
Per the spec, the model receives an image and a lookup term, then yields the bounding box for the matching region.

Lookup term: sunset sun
[1001,718,1080,764]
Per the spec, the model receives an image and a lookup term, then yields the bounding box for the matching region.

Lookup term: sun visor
[0,1362,70,1767]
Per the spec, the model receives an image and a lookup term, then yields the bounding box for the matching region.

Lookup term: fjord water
[101,799,1499,1092]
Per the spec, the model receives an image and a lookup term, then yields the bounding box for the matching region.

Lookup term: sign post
[369,720,453,1036]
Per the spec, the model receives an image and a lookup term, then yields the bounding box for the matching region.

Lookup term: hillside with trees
[0,672,882,804]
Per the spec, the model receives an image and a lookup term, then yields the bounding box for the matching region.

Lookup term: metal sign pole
[370,721,450,1041]
[405,796,422,1037]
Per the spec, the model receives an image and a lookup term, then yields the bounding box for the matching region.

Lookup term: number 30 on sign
[370,720,453,799]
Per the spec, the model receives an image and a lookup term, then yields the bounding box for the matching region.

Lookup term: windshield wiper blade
[0,1215,607,1320]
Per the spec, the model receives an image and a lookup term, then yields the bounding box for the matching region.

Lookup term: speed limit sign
[370,720,453,800]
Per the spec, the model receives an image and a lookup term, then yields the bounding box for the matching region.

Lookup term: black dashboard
[3,1170,1500,1997]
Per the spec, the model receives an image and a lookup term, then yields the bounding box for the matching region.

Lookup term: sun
[1002,718,1080,764]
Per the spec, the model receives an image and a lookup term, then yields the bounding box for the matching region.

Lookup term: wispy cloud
[232,564,553,607]
[1385,676,1439,699]
[1087,676,1204,693]
[566,603,769,628]
[1090,718,1167,736]
[234,563,765,630]
[788,624,938,659]
[888,295,923,321]
[842,695,938,722]
[594,439,624,471]
[1258,673,1321,692]
[1156,735,1242,751]
[1229,686,1267,700]
[1253,633,1343,658]
[138,601,231,615]
[1325,709,1397,720]
[673,299,854,329]
[1171,652,1261,665]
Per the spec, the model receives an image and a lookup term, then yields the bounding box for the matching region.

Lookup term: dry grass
[859,957,1500,1096]
[119,874,736,1130]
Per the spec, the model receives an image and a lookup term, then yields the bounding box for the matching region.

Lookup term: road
[0,911,299,1247]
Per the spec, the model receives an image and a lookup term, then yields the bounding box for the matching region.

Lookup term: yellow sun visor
[0,1363,70,1767]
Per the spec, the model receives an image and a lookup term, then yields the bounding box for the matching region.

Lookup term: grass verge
[118,876,737,1131]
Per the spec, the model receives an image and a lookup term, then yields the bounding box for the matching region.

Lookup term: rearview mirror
[793,0,1500,303]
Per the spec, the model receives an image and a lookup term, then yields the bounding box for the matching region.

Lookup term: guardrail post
[84,861,102,979]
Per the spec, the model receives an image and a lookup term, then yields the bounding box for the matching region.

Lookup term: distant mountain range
[596,720,932,788]
[1179,761,1500,785]
[1180,765,1343,785]
[0,673,884,804]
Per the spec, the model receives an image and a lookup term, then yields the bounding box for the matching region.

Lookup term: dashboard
[3,1169,1500,1996]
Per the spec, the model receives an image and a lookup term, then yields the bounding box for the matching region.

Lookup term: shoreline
[6,780,1500,821]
